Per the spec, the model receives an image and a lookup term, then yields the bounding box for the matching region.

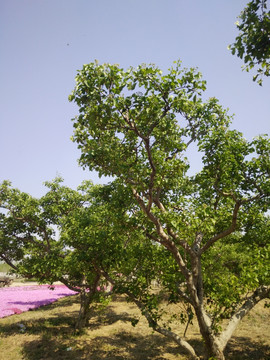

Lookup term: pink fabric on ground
[0,285,77,318]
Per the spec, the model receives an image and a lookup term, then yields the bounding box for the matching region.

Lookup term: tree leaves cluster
[1,57,269,359]
[229,0,270,85]
[69,60,270,359]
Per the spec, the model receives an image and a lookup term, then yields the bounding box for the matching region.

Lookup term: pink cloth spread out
[0,285,77,318]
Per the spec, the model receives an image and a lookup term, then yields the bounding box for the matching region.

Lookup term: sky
[1,0,270,197]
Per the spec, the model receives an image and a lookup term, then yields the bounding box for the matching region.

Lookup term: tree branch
[200,201,241,253]
[218,285,270,351]
[100,269,200,360]
[60,276,82,293]
[0,254,18,271]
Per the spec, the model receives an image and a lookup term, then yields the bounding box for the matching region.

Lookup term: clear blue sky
[1,0,270,197]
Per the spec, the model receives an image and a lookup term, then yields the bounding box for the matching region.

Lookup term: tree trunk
[193,306,224,360]
[204,341,225,360]
[75,289,93,331]
[217,285,270,354]
[75,274,101,331]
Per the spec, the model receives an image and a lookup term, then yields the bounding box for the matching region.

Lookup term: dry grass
[0,294,269,360]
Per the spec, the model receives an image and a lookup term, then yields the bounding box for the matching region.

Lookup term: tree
[0,178,114,330]
[0,177,163,331]
[69,60,270,360]
[229,0,270,85]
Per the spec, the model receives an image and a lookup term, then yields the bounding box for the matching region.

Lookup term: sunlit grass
[0,262,12,273]
[0,294,269,360]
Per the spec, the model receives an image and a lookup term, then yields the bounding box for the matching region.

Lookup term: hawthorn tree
[0,178,115,330]
[229,0,270,85]
[0,177,163,331]
[69,60,270,360]
[58,180,160,330]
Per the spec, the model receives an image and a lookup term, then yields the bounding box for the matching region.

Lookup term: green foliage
[70,59,270,359]
[203,218,270,326]
[0,178,108,288]
[70,60,270,249]
[229,0,270,84]
[70,61,222,186]
[0,176,168,330]
[1,57,269,359]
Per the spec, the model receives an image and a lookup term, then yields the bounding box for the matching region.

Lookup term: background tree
[0,178,114,330]
[0,178,165,331]
[229,0,270,85]
[69,60,270,360]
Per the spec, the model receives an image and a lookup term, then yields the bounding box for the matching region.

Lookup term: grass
[0,294,269,360]
[0,262,12,273]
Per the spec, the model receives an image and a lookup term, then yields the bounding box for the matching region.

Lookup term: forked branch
[218,285,270,351]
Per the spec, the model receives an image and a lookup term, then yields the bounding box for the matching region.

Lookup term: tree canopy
[0,178,117,329]
[229,0,270,85]
[69,60,270,360]
[1,59,269,359]
[0,178,166,331]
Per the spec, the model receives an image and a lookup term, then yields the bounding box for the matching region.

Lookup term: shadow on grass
[0,295,79,337]
[21,331,187,360]
[18,332,270,360]
[36,293,80,310]
[225,336,270,360]
[0,299,192,359]
[0,296,269,360]
[0,304,137,338]
[0,314,77,338]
